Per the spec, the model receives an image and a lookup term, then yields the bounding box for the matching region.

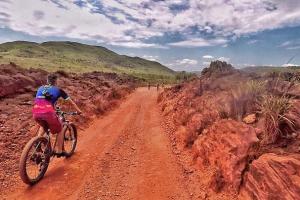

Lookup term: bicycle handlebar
[55,107,80,116]
[63,111,80,116]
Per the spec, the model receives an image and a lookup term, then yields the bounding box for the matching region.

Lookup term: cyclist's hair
[47,74,58,85]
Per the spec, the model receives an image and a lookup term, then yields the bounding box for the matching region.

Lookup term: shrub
[259,95,293,144]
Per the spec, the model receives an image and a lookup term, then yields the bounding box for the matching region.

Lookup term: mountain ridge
[0,41,175,81]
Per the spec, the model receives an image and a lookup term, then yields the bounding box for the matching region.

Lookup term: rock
[201,61,237,77]
[240,153,300,200]
[131,146,136,150]
[210,168,225,193]
[192,119,258,192]
[243,114,256,124]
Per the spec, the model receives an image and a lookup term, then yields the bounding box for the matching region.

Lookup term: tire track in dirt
[4,88,196,200]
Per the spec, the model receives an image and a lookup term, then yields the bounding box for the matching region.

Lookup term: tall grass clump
[227,80,266,121]
[259,95,293,144]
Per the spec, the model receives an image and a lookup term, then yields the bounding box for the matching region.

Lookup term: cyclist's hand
[77,111,82,115]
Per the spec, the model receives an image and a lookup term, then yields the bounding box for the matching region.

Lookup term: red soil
[2,61,300,200]
[0,64,137,195]
[158,62,300,199]
[2,88,209,200]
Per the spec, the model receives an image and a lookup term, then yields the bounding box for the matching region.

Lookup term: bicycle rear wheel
[19,136,51,185]
[63,124,77,158]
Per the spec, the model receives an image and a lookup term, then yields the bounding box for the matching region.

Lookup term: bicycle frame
[20,108,79,185]
[33,108,77,156]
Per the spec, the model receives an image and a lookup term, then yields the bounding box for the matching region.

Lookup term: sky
[0,0,300,71]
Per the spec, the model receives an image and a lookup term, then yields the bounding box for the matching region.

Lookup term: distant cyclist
[32,74,82,156]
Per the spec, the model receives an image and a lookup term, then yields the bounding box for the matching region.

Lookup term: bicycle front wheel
[19,136,51,185]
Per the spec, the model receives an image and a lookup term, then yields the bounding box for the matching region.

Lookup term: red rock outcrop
[193,120,258,192]
[159,61,300,198]
[0,65,45,98]
[201,60,237,77]
[240,153,300,200]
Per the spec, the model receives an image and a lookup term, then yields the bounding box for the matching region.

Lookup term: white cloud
[247,39,258,45]
[142,55,159,61]
[217,57,231,62]
[169,38,227,47]
[282,63,300,67]
[0,0,165,48]
[279,41,292,47]
[1,0,300,48]
[166,58,199,69]
[279,40,300,50]
[235,63,254,68]
[203,55,214,59]
[2,0,128,41]
[287,45,300,50]
[109,41,166,49]
[203,61,211,66]
[222,44,228,48]
[176,58,198,65]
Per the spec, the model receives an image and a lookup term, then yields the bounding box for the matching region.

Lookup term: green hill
[0,41,175,81]
[242,66,300,74]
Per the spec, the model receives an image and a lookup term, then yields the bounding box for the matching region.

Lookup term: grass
[223,76,295,145]
[223,80,266,121]
[259,95,293,144]
[243,66,300,75]
[0,41,176,82]
[224,78,294,144]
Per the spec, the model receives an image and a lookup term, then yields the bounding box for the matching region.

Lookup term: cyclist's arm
[60,89,82,114]
[68,98,82,114]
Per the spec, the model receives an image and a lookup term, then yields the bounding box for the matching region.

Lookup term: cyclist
[32,74,82,157]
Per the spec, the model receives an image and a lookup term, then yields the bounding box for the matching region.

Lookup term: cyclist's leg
[44,112,64,153]
[56,125,67,154]
[37,125,46,136]
[33,114,48,136]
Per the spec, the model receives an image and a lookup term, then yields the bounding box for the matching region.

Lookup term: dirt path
[4,88,197,200]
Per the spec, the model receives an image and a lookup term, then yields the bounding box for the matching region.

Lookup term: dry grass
[224,80,266,121]
[259,95,293,144]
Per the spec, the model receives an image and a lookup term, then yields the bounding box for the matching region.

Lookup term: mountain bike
[19,108,79,185]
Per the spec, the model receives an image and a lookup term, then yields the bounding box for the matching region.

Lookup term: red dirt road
[4,88,198,200]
